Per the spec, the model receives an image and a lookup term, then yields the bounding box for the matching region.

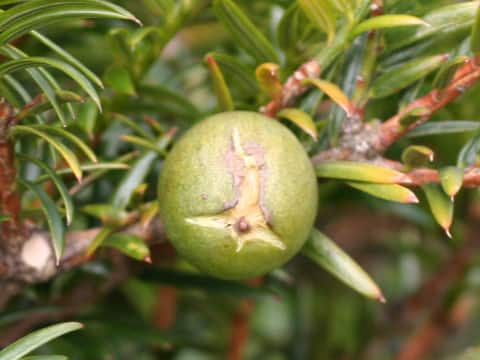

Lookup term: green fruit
[158,111,318,280]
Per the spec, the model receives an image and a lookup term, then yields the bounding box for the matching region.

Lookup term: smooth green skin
[158,111,318,280]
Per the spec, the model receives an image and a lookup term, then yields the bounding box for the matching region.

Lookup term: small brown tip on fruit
[144,256,152,264]
[235,217,250,233]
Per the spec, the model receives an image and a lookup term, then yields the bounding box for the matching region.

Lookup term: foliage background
[1,0,480,359]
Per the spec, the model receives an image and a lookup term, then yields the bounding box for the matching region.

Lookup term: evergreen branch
[260,60,321,117]
[0,219,165,306]
[311,54,480,167]
[375,55,480,152]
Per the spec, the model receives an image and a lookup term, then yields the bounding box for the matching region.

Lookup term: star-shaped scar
[185,128,286,252]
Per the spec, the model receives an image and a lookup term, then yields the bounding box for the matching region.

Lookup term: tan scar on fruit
[186,128,285,252]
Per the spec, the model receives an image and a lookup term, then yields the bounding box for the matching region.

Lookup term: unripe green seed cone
[158,111,318,280]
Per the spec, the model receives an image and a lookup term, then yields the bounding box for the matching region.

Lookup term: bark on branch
[0,219,164,307]
[311,54,480,165]
[260,60,321,117]
[0,99,22,240]
[374,55,480,152]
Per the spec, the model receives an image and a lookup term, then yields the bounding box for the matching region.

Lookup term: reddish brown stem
[396,167,480,187]
[385,210,480,360]
[395,295,475,360]
[227,277,262,360]
[260,60,321,117]
[312,55,480,165]
[375,56,480,152]
[227,299,254,360]
[395,238,477,326]
[0,100,22,239]
[153,287,178,330]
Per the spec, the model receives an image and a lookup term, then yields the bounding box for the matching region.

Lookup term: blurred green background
[2,1,480,359]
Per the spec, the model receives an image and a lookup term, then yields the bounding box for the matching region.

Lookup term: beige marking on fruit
[185,128,285,252]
